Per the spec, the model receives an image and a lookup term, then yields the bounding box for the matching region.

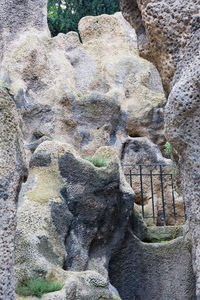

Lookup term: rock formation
[15,140,192,300]
[0,0,169,297]
[109,231,195,300]
[15,141,134,299]
[120,0,200,297]
[0,0,196,299]
[0,90,26,300]
[0,8,165,163]
[0,0,49,57]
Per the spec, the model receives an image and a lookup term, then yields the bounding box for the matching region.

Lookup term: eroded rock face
[120,0,199,95]
[0,10,165,162]
[0,1,167,298]
[0,0,49,58]
[16,271,115,300]
[109,230,195,300]
[120,0,200,296]
[15,141,134,298]
[0,90,26,300]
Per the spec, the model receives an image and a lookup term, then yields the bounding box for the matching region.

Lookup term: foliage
[0,80,10,90]
[47,0,120,36]
[113,296,121,300]
[84,156,109,167]
[0,80,14,95]
[164,142,172,156]
[16,278,63,298]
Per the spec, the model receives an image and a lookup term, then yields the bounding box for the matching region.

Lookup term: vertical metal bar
[139,165,144,218]
[129,169,134,209]
[129,169,132,188]
[150,169,155,224]
[171,174,176,223]
[160,165,166,226]
[184,200,187,221]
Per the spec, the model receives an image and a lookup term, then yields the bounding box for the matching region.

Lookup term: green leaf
[47,0,120,36]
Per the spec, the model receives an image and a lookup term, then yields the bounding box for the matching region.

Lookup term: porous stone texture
[122,137,170,166]
[0,9,165,163]
[15,141,76,286]
[0,90,26,300]
[120,0,200,296]
[15,141,133,298]
[145,225,184,243]
[60,146,134,277]
[16,271,115,300]
[0,1,167,298]
[109,230,196,300]
[0,0,49,60]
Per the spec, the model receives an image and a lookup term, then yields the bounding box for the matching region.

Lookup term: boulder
[15,141,133,298]
[0,89,26,300]
[0,10,165,162]
[0,0,49,48]
[109,230,195,300]
[16,270,115,300]
[120,0,200,296]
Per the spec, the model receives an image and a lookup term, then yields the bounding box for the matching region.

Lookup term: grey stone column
[0,90,26,299]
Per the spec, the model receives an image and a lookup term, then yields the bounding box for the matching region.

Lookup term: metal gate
[123,164,186,226]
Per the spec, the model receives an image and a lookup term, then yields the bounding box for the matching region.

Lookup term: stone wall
[120,0,200,297]
[0,0,167,297]
[109,230,195,300]
[0,0,197,298]
[0,90,26,300]
[0,8,166,162]
[15,142,134,299]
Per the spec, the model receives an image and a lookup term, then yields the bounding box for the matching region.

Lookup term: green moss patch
[16,278,63,298]
[113,296,121,300]
[84,156,109,168]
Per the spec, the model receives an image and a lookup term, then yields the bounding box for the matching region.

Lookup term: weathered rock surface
[0,10,165,162]
[15,139,189,300]
[122,136,169,165]
[145,225,184,243]
[16,271,115,300]
[0,1,167,298]
[0,0,49,61]
[0,0,194,299]
[15,141,133,298]
[120,0,200,296]
[109,230,195,300]
[0,90,26,300]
